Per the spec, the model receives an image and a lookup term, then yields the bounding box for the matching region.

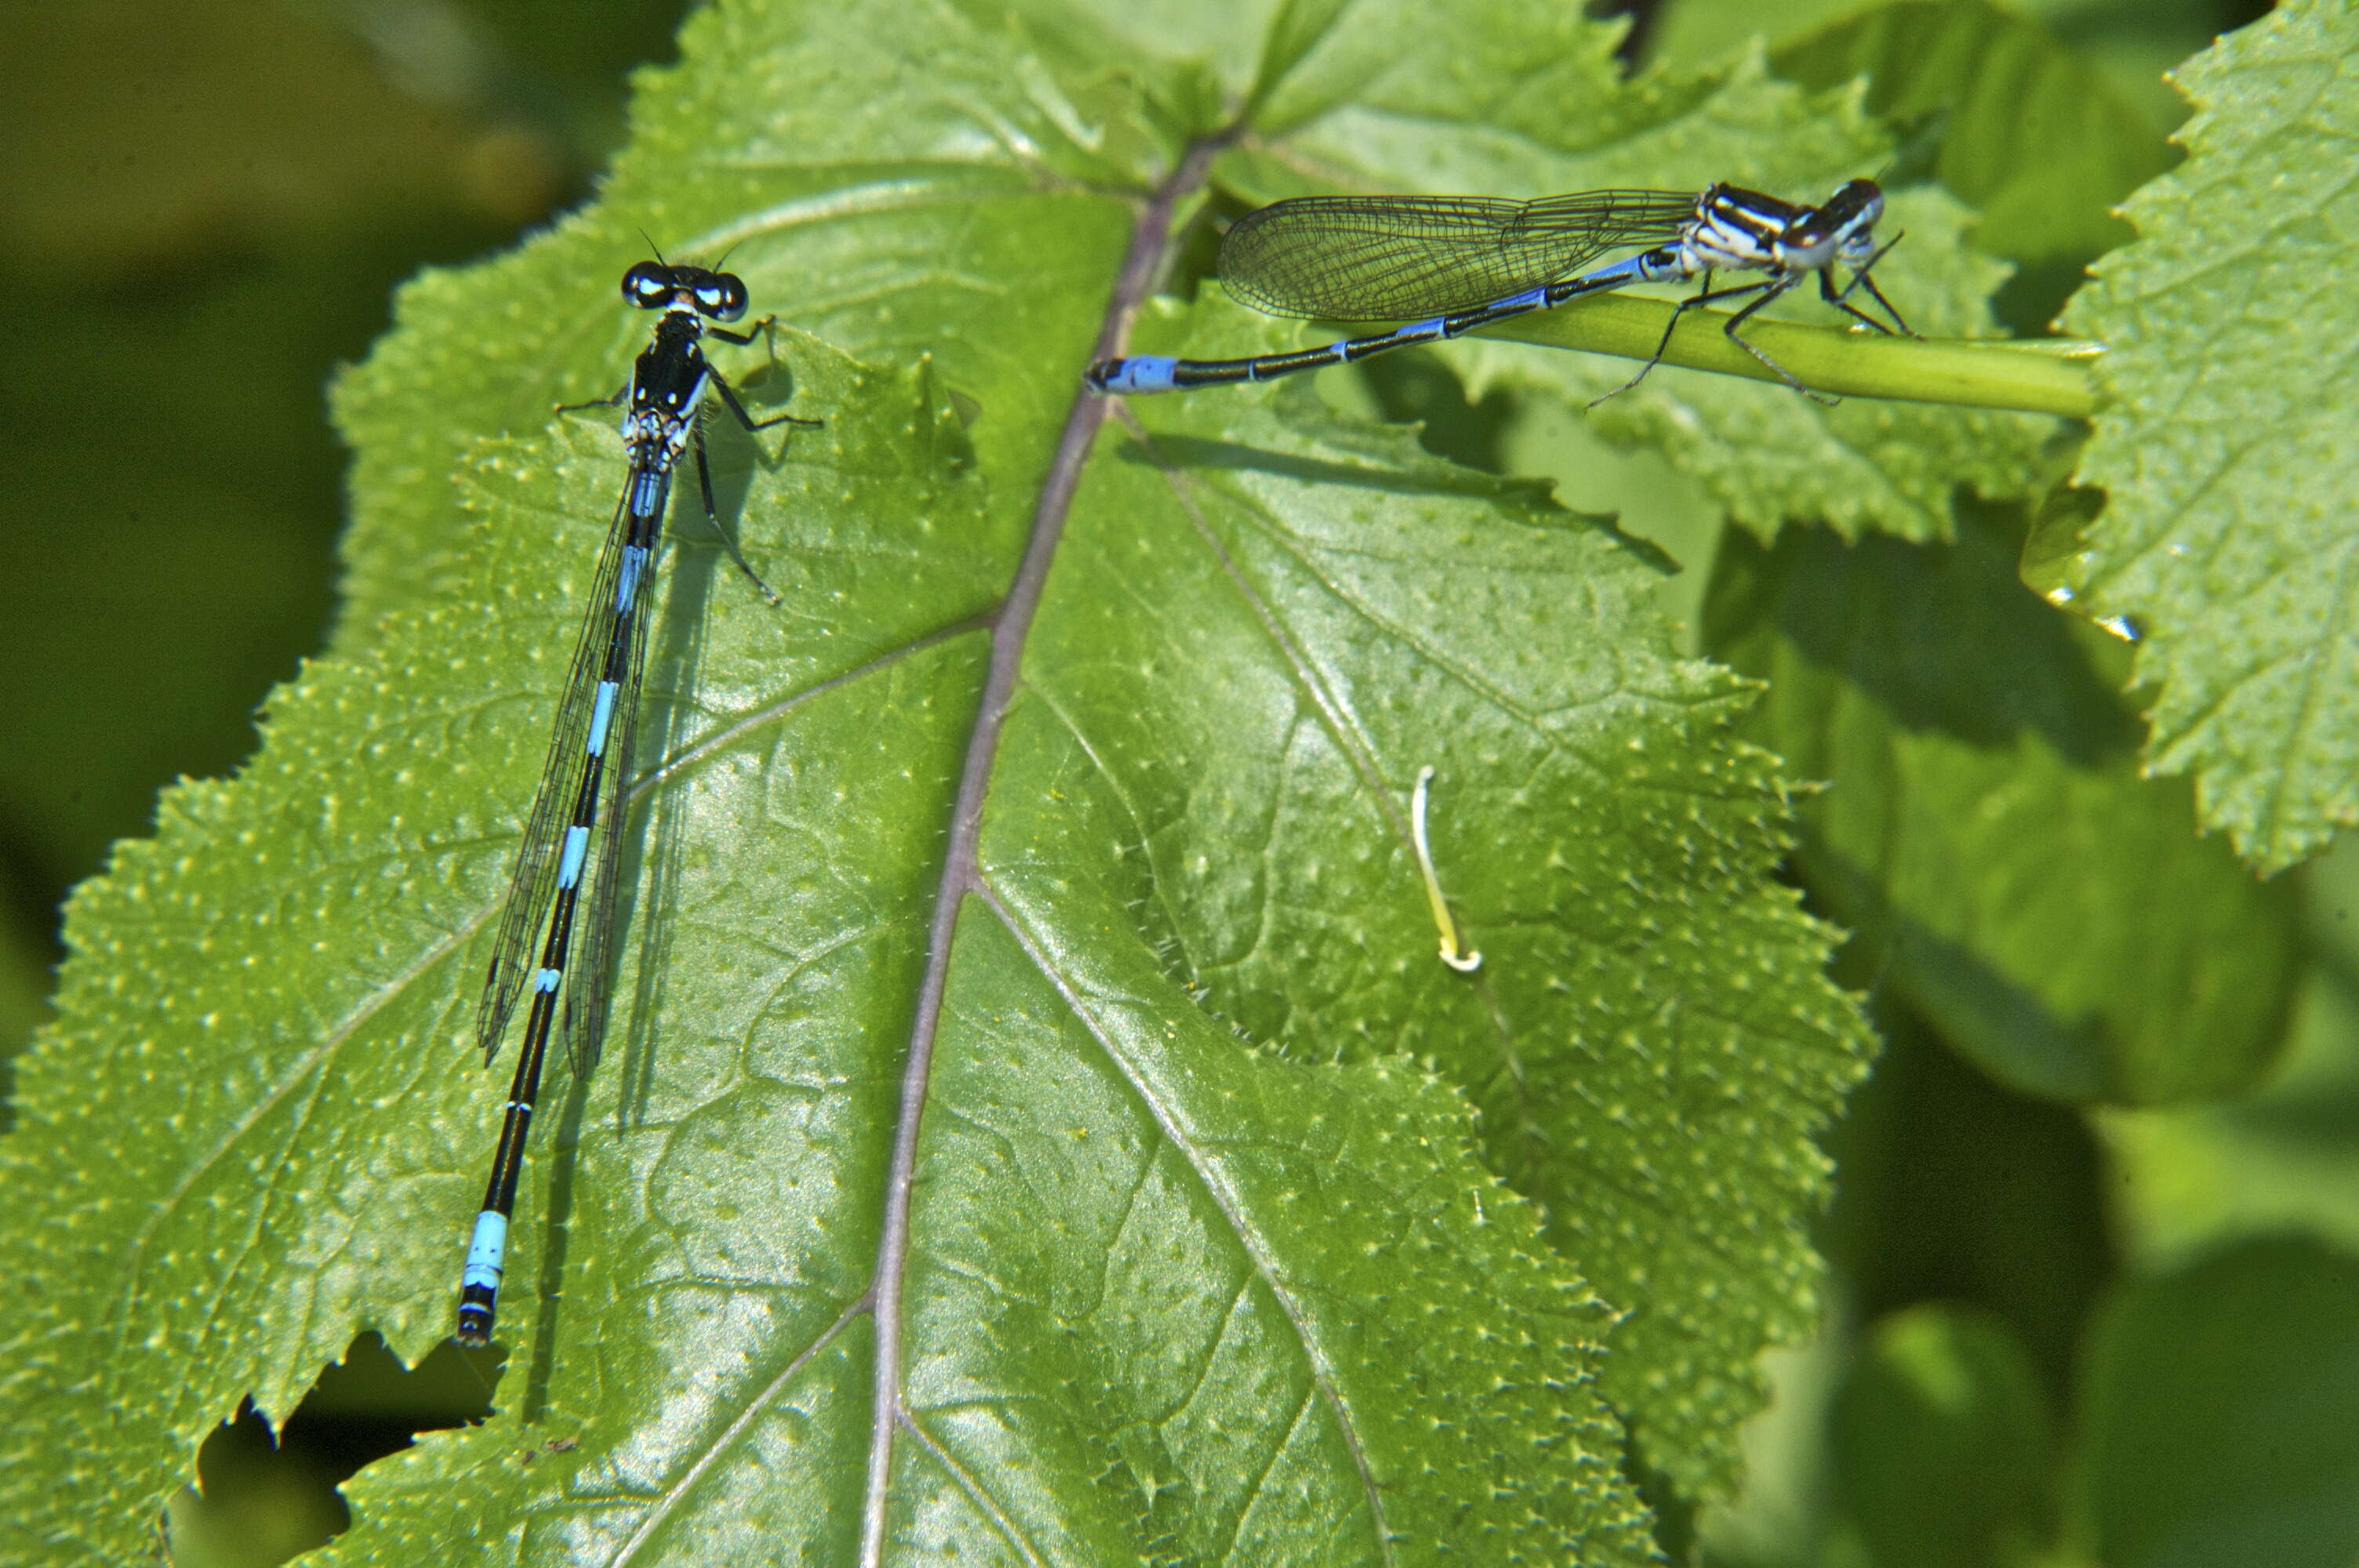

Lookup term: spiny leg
[690,418,783,604]
[556,385,627,418]
[1826,234,1912,336]
[1718,274,1834,403]
[704,313,776,348]
[709,365,821,437]
[1591,271,1779,404]
[709,315,824,433]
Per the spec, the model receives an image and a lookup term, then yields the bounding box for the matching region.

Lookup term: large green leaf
[0,0,1920,1559]
[2062,0,2359,871]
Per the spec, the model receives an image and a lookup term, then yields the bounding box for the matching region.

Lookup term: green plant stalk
[1325,292,2102,416]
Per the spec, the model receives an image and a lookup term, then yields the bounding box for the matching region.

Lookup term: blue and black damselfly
[456,260,814,1346]
[1085,179,1908,401]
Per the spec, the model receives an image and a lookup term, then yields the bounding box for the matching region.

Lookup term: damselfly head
[1823,178,1884,229]
[1826,179,1885,264]
[620,261,752,321]
[1779,179,1884,268]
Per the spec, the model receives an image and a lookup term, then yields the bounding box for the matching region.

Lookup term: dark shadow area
[1820,1003,2117,1401]
[514,476,782,1416]
[1116,427,1545,502]
[726,339,823,429]
[167,1333,501,1568]
[612,542,725,1132]
[1355,348,1521,475]
[520,1051,600,1428]
[1587,0,1672,67]
[1704,503,2146,768]
[1619,1417,1699,1566]
[1993,256,2106,341]
[1110,389,1682,593]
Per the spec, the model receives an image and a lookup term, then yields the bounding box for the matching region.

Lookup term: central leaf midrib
[844,119,1400,1568]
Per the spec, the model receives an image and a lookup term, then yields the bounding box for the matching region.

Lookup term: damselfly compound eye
[622,261,674,309]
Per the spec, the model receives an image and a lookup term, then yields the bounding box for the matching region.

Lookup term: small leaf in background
[2076,1236,2359,1568]
[2065,0,2359,872]
[1644,0,1883,74]
[2101,833,2359,1268]
[1647,0,2229,143]
[1825,1304,2060,1568]
[2018,475,2114,622]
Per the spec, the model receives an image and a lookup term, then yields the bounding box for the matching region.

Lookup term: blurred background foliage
[0,0,696,1065]
[10,2,2354,1566]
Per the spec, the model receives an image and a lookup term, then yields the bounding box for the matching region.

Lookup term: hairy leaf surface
[0,0,1897,1559]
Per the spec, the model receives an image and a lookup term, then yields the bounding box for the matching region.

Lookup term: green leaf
[1647,0,2224,141]
[1826,1304,2059,1568]
[1645,0,1867,73]
[2075,1236,2359,1568]
[2101,833,2359,1267]
[1063,380,1875,1504]
[2,0,1896,1558]
[1771,0,2175,269]
[1707,502,2292,1098]
[1706,505,2301,1105]
[2063,0,2359,871]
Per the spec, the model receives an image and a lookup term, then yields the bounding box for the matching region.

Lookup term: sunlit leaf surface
[0,0,1907,1559]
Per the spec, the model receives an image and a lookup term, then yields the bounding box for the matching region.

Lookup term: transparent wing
[565,523,661,1079]
[474,486,643,1062]
[1217,189,1699,321]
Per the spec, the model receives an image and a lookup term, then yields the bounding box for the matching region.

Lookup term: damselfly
[1085,179,1908,401]
[456,259,814,1346]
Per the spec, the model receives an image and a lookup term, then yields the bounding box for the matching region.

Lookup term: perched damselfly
[456,259,813,1346]
[1086,179,1908,400]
